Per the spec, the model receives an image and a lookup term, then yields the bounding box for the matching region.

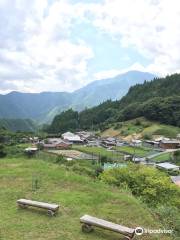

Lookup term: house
[159,140,180,149]
[62,132,83,144]
[24,147,38,154]
[43,142,71,150]
[144,140,159,148]
[101,137,117,147]
[43,138,72,149]
[170,176,180,187]
[124,155,132,161]
[76,131,95,141]
[132,157,146,163]
[156,162,179,171]
[87,140,100,147]
[131,139,142,147]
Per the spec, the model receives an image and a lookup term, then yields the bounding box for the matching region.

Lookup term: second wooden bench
[80,214,135,240]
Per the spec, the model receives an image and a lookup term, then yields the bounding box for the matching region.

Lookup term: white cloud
[0,0,94,93]
[0,0,180,93]
[90,0,180,75]
[93,63,149,80]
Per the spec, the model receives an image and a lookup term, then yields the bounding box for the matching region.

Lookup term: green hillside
[0,118,37,132]
[47,73,180,133]
[0,71,154,123]
[0,157,173,240]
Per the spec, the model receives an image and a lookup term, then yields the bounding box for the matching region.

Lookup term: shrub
[55,155,67,164]
[0,144,7,158]
[143,133,152,140]
[100,164,180,207]
[156,206,180,238]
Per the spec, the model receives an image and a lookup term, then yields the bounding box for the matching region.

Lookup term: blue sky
[0,0,180,93]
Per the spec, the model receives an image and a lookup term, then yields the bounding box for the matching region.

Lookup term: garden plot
[47,149,97,160]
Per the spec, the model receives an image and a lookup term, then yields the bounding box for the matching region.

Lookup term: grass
[152,152,172,162]
[101,118,180,139]
[0,157,173,240]
[114,146,152,157]
[72,145,124,161]
[142,124,180,138]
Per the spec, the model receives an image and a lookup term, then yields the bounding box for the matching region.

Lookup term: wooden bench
[80,215,135,240]
[17,199,59,216]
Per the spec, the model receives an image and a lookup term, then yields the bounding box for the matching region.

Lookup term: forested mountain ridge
[47,73,180,133]
[0,118,37,132]
[0,71,154,123]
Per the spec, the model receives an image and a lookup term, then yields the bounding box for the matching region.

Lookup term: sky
[0,0,180,93]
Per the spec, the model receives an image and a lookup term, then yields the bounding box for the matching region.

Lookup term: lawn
[72,145,124,161]
[114,146,152,157]
[152,152,172,162]
[0,157,173,240]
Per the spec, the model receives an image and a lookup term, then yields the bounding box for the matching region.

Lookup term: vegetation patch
[0,157,173,240]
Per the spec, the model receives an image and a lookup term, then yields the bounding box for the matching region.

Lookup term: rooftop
[156,162,179,170]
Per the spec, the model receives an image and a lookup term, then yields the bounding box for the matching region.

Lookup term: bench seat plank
[17,199,59,211]
[80,215,135,238]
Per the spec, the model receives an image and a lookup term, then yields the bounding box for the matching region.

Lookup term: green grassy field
[101,118,180,139]
[72,146,124,161]
[114,146,152,157]
[0,157,173,240]
[152,152,172,162]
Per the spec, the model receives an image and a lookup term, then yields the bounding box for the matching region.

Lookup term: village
[25,130,180,188]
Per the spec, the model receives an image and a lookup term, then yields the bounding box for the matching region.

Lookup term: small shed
[156,162,179,171]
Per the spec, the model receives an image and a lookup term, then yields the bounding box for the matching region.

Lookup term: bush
[100,164,180,207]
[143,133,152,140]
[0,144,7,158]
[114,122,123,130]
[156,206,180,238]
[55,155,67,164]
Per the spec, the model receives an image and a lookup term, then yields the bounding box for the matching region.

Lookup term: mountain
[0,118,36,132]
[71,71,155,110]
[0,71,155,123]
[47,73,180,133]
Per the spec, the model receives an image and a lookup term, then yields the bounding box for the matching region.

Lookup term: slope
[0,157,172,240]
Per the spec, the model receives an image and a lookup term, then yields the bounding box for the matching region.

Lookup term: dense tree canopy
[47,74,180,133]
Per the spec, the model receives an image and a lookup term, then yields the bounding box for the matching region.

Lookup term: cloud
[0,0,94,93]
[90,0,180,75]
[93,63,148,80]
[0,0,180,93]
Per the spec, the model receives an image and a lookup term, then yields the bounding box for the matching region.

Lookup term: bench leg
[18,203,28,209]
[47,210,55,216]
[82,224,93,233]
[123,236,133,240]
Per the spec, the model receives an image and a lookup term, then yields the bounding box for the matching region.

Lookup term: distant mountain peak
[0,70,155,123]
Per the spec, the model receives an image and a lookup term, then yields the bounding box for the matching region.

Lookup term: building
[132,157,146,163]
[62,132,83,144]
[124,155,132,161]
[43,142,71,150]
[101,137,117,147]
[76,131,95,141]
[24,147,38,156]
[131,139,142,147]
[156,162,179,171]
[144,140,159,148]
[170,176,180,187]
[42,138,72,149]
[159,140,180,149]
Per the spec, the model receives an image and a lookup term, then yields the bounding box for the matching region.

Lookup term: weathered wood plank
[17,199,59,211]
[80,215,135,238]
